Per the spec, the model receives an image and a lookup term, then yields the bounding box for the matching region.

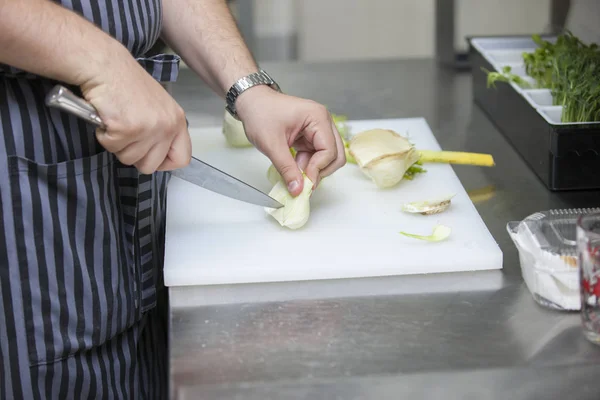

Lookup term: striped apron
[0,1,179,398]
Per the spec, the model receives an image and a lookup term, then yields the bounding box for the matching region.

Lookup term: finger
[303,138,337,187]
[114,138,154,166]
[268,139,304,197]
[316,120,347,181]
[157,129,192,171]
[295,150,311,172]
[291,137,315,153]
[135,140,171,175]
[95,127,130,154]
[303,116,338,185]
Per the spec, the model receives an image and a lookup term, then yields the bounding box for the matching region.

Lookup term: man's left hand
[236,86,346,197]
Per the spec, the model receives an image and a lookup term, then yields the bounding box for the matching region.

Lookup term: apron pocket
[8,151,142,366]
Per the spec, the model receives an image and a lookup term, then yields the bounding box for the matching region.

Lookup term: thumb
[270,146,304,196]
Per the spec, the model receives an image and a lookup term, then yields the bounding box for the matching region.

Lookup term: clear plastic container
[507,208,600,311]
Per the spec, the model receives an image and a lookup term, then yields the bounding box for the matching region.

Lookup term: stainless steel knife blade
[45,85,283,209]
[170,156,283,208]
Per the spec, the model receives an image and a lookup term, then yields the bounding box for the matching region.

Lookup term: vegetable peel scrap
[264,174,313,230]
[399,224,452,242]
[400,194,456,215]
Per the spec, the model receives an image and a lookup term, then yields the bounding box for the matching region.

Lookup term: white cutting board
[163,118,503,287]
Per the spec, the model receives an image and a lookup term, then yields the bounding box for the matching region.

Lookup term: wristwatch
[225,70,282,120]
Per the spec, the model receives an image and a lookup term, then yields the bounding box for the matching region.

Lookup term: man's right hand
[80,54,192,174]
[0,0,191,175]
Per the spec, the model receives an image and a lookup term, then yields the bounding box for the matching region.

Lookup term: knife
[45,85,283,209]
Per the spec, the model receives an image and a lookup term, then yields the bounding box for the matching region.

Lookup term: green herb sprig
[481,65,533,89]
[482,31,600,123]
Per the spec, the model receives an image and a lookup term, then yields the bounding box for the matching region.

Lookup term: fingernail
[288,179,300,193]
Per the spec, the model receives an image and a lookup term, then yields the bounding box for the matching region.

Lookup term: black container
[468,35,600,191]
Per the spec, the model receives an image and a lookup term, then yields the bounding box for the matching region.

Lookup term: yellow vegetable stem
[418,150,495,167]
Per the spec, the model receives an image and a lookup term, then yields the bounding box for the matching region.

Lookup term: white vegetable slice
[266,164,281,185]
[400,194,456,215]
[265,174,314,230]
[399,224,451,242]
[222,110,253,147]
[348,129,420,188]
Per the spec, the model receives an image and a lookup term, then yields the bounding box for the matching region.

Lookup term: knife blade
[45,85,283,209]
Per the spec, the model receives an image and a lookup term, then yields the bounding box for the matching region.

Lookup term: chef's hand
[80,51,192,174]
[236,86,346,196]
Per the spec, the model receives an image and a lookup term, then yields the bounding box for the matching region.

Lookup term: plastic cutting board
[163,118,503,287]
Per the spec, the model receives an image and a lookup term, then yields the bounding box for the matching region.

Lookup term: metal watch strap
[225,70,281,119]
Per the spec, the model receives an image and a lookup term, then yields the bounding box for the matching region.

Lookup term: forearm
[0,0,130,86]
[160,0,259,97]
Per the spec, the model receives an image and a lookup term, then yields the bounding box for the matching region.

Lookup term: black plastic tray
[468,35,600,191]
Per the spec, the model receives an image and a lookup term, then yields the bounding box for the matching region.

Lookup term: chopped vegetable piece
[400,194,455,215]
[399,224,451,242]
[222,110,253,147]
[264,174,313,230]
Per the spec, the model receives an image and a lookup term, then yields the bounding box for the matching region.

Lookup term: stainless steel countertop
[167,59,600,399]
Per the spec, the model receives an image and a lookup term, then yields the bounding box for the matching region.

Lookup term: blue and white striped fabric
[0,1,179,398]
